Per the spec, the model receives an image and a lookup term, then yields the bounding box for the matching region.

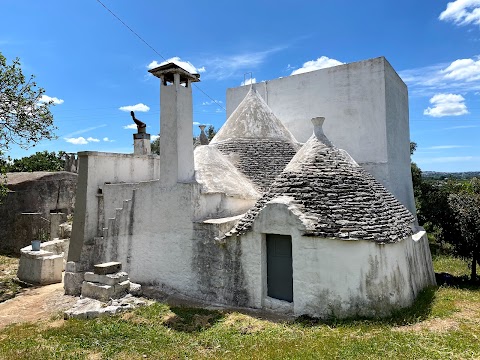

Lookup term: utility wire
[96,0,166,62]
[95,0,226,112]
[193,84,226,111]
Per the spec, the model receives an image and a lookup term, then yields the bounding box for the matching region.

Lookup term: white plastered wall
[236,202,435,318]
[68,152,160,262]
[226,57,416,214]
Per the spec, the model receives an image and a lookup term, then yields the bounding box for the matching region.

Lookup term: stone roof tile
[210,88,300,192]
[227,118,415,243]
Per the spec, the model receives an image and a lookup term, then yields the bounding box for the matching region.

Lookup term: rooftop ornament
[130,111,147,134]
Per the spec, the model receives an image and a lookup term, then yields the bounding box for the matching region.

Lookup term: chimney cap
[311,116,332,147]
[148,62,200,83]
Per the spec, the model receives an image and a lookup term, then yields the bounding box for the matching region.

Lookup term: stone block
[64,296,150,320]
[65,261,80,273]
[93,261,122,275]
[129,282,143,297]
[114,280,131,297]
[84,271,128,286]
[17,251,63,285]
[81,280,130,302]
[64,271,84,296]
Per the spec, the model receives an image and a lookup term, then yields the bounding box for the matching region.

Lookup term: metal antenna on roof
[244,72,253,87]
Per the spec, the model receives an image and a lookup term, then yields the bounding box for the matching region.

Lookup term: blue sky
[1,0,479,172]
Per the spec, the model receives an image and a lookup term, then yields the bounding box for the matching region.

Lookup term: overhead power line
[95,0,226,112]
[96,0,166,62]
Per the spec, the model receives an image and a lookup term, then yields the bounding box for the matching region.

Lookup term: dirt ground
[0,280,77,330]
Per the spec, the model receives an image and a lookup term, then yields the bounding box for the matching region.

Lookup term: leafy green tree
[0,52,57,200]
[151,135,160,155]
[410,142,422,197]
[416,179,461,247]
[448,178,480,282]
[0,53,56,152]
[206,125,217,141]
[152,125,217,155]
[5,151,66,172]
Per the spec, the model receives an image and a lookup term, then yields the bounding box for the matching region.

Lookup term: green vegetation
[0,255,479,359]
[0,255,23,303]
[151,125,217,155]
[3,151,66,173]
[0,52,57,202]
[411,142,480,282]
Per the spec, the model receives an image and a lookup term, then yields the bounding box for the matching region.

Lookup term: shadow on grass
[162,306,225,333]
[435,272,480,290]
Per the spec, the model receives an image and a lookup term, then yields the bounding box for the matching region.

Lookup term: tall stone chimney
[149,63,200,185]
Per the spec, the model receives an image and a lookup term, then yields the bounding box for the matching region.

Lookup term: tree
[151,135,160,155]
[0,53,56,152]
[5,151,66,172]
[206,125,217,141]
[0,52,56,199]
[410,142,422,197]
[448,178,480,282]
[151,125,217,155]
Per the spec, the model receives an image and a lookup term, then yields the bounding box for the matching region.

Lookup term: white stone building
[66,59,435,318]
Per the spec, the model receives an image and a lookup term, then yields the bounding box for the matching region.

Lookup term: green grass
[0,254,23,302]
[432,254,470,277]
[0,255,479,359]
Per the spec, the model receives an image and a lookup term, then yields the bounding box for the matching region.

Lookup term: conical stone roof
[228,118,415,243]
[211,88,297,144]
[210,88,299,192]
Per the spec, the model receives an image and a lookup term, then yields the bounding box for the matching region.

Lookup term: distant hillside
[422,171,480,180]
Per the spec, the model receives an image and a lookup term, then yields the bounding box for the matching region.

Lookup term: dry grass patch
[223,312,276,334]
[395,317,460,333]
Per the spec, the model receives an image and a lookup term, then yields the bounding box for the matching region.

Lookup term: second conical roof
[228,118,415,243]
[211,88,297,144]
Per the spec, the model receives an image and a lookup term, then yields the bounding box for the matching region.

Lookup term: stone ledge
[64,272,85,296]
[94,262,122,275]
[81,280,130,302]
[84,271,128,286]
[64,295,151,320]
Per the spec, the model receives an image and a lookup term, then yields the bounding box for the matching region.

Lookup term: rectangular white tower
[149,63,200,185]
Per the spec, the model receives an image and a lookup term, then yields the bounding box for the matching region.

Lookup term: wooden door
[266,234,293,302]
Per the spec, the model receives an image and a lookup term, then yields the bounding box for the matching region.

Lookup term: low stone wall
[0,172,77,254]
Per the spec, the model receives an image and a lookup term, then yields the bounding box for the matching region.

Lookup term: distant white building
[66,59,435,318]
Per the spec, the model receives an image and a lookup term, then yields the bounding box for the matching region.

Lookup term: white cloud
[103,137,114,142]
[400,57,480,96]
[441,58,480,81]
[241,78,257,86]
[202,100,222,106]
[65,137,88,145]
[424,93,469,117]
[151,135,160,141]
[201,46,286,80]
[39,95,64,105]
[439,0,480,27]
[147,57,201,74]
[64,136,104,145]
[444,124,479,129]
[119,103,150,112]
[63,124,107,138]
[193,122,201,126]
[123,124,138,130]
[416,156,476,164]
[291,56,344,75]
[426,145,469,149]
